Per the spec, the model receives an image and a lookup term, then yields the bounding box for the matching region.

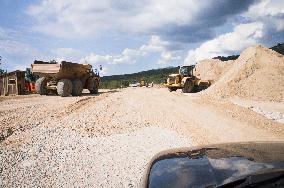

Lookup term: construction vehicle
[164,65,211,93]
[140,79,148,87]
[31,60,100,97]
[24,68,38,93]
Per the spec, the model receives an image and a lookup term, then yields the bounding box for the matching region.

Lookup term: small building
[0,70,26,96]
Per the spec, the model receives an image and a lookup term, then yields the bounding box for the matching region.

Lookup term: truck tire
[168,87,177,92]
[72,80,83,96]
[197,85,205,92]
[57,79,73,97]
[182,80,194,93]
[88,78,99,94]
[35,77,47,95]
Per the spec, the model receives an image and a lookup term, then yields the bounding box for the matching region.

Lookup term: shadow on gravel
[0,128,13,143]
[80,89,120,96]
[38,89,120,97]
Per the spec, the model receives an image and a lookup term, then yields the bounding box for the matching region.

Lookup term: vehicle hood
[141,142,284,188]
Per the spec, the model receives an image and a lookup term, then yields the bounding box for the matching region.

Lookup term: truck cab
[179,65,195,77]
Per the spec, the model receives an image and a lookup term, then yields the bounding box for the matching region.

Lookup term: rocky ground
[1,87,283,187]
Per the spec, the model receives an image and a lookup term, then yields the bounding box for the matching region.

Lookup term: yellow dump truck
[164,65,210,93]
[31,60,100,97]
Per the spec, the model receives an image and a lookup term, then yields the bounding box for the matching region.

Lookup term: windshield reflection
[148,149,284,188]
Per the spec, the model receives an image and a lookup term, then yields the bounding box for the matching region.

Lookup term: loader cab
[179,65,195,77]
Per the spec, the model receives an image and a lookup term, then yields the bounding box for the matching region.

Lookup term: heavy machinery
[24,68,38,93]
[164,65,210,93]
[139,79,148,87]
[31,60,100,97]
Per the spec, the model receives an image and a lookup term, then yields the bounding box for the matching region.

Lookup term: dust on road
[1,88,283,187]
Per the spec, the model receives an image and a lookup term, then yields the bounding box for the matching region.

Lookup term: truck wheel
[72,80,83,96]
[168,87,177,92]
[57,79,73,97]
[93,80,99,94]
[91,80,99,94]
[35,77,47,95]
[182,80,194,93]
[88,78,99,94]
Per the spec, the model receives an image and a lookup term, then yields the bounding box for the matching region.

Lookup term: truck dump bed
[31,63,61,74]
[31,61,92,80]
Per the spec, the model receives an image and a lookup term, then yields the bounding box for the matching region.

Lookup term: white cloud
[9,0,282,75]
[52,48,79,56]
[25,0,206,38]
[51,47,84,62]
[13,64,28,71]
[245,0,284,33]
[184,22,264,64]
[0,40,37,56]
[81,49,139,66]
[184,0,284,64]
[139,36,181,64]
[112,48,141,65]
[82,53,112,65]
[0,27,43,73]
[0,27,38,56]
[26,0,256,41]
[81,35,180,66]
[140,36,169,53]
[246,0,284,18]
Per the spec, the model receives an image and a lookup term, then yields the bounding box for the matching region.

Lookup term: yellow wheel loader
[140,79,148,87]
[164,65,210,93]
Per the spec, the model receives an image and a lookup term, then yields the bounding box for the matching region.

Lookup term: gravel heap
[201,45,284,102]
[0,125,192,187]
[194,59,234,83]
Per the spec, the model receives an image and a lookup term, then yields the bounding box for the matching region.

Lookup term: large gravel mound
[194,59,234,83]
[203,45,284,102]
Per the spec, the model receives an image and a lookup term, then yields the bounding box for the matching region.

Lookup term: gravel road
[1,88,283,187]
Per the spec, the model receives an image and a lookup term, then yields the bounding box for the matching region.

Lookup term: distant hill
[212,55,240,61]
[100,43,284,89]
[100,67,178,89]
[270,43,284,55]
[213,43,284,61]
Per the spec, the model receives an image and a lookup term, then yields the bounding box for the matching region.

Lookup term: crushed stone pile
[201,45,284,102]
[194,59,234,83]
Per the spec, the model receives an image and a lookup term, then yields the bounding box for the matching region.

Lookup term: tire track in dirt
[191,95,284,138]
[1,87,284,187]
[55,91,127,136]
[57,92,112,118]
[0,91,115,143]
[0,95,94,143]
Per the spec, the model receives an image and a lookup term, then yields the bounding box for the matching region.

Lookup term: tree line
[100,66,179,89]
[100,43,284,89]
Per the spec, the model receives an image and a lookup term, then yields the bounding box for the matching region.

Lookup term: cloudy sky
[0,0,283,75]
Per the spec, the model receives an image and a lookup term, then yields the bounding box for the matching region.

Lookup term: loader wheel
[57,79,73,97]
[88,78,99,94]
[72,80,83,96]
[35,77,47,95]
[168,87,177,92]
[182,80,194,93]
[197,85,206,92]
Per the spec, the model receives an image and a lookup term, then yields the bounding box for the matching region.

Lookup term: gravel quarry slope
[199,45,284,102]
[1,88,284,187]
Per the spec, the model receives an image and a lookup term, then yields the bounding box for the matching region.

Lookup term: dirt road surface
[1,88,283,187]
